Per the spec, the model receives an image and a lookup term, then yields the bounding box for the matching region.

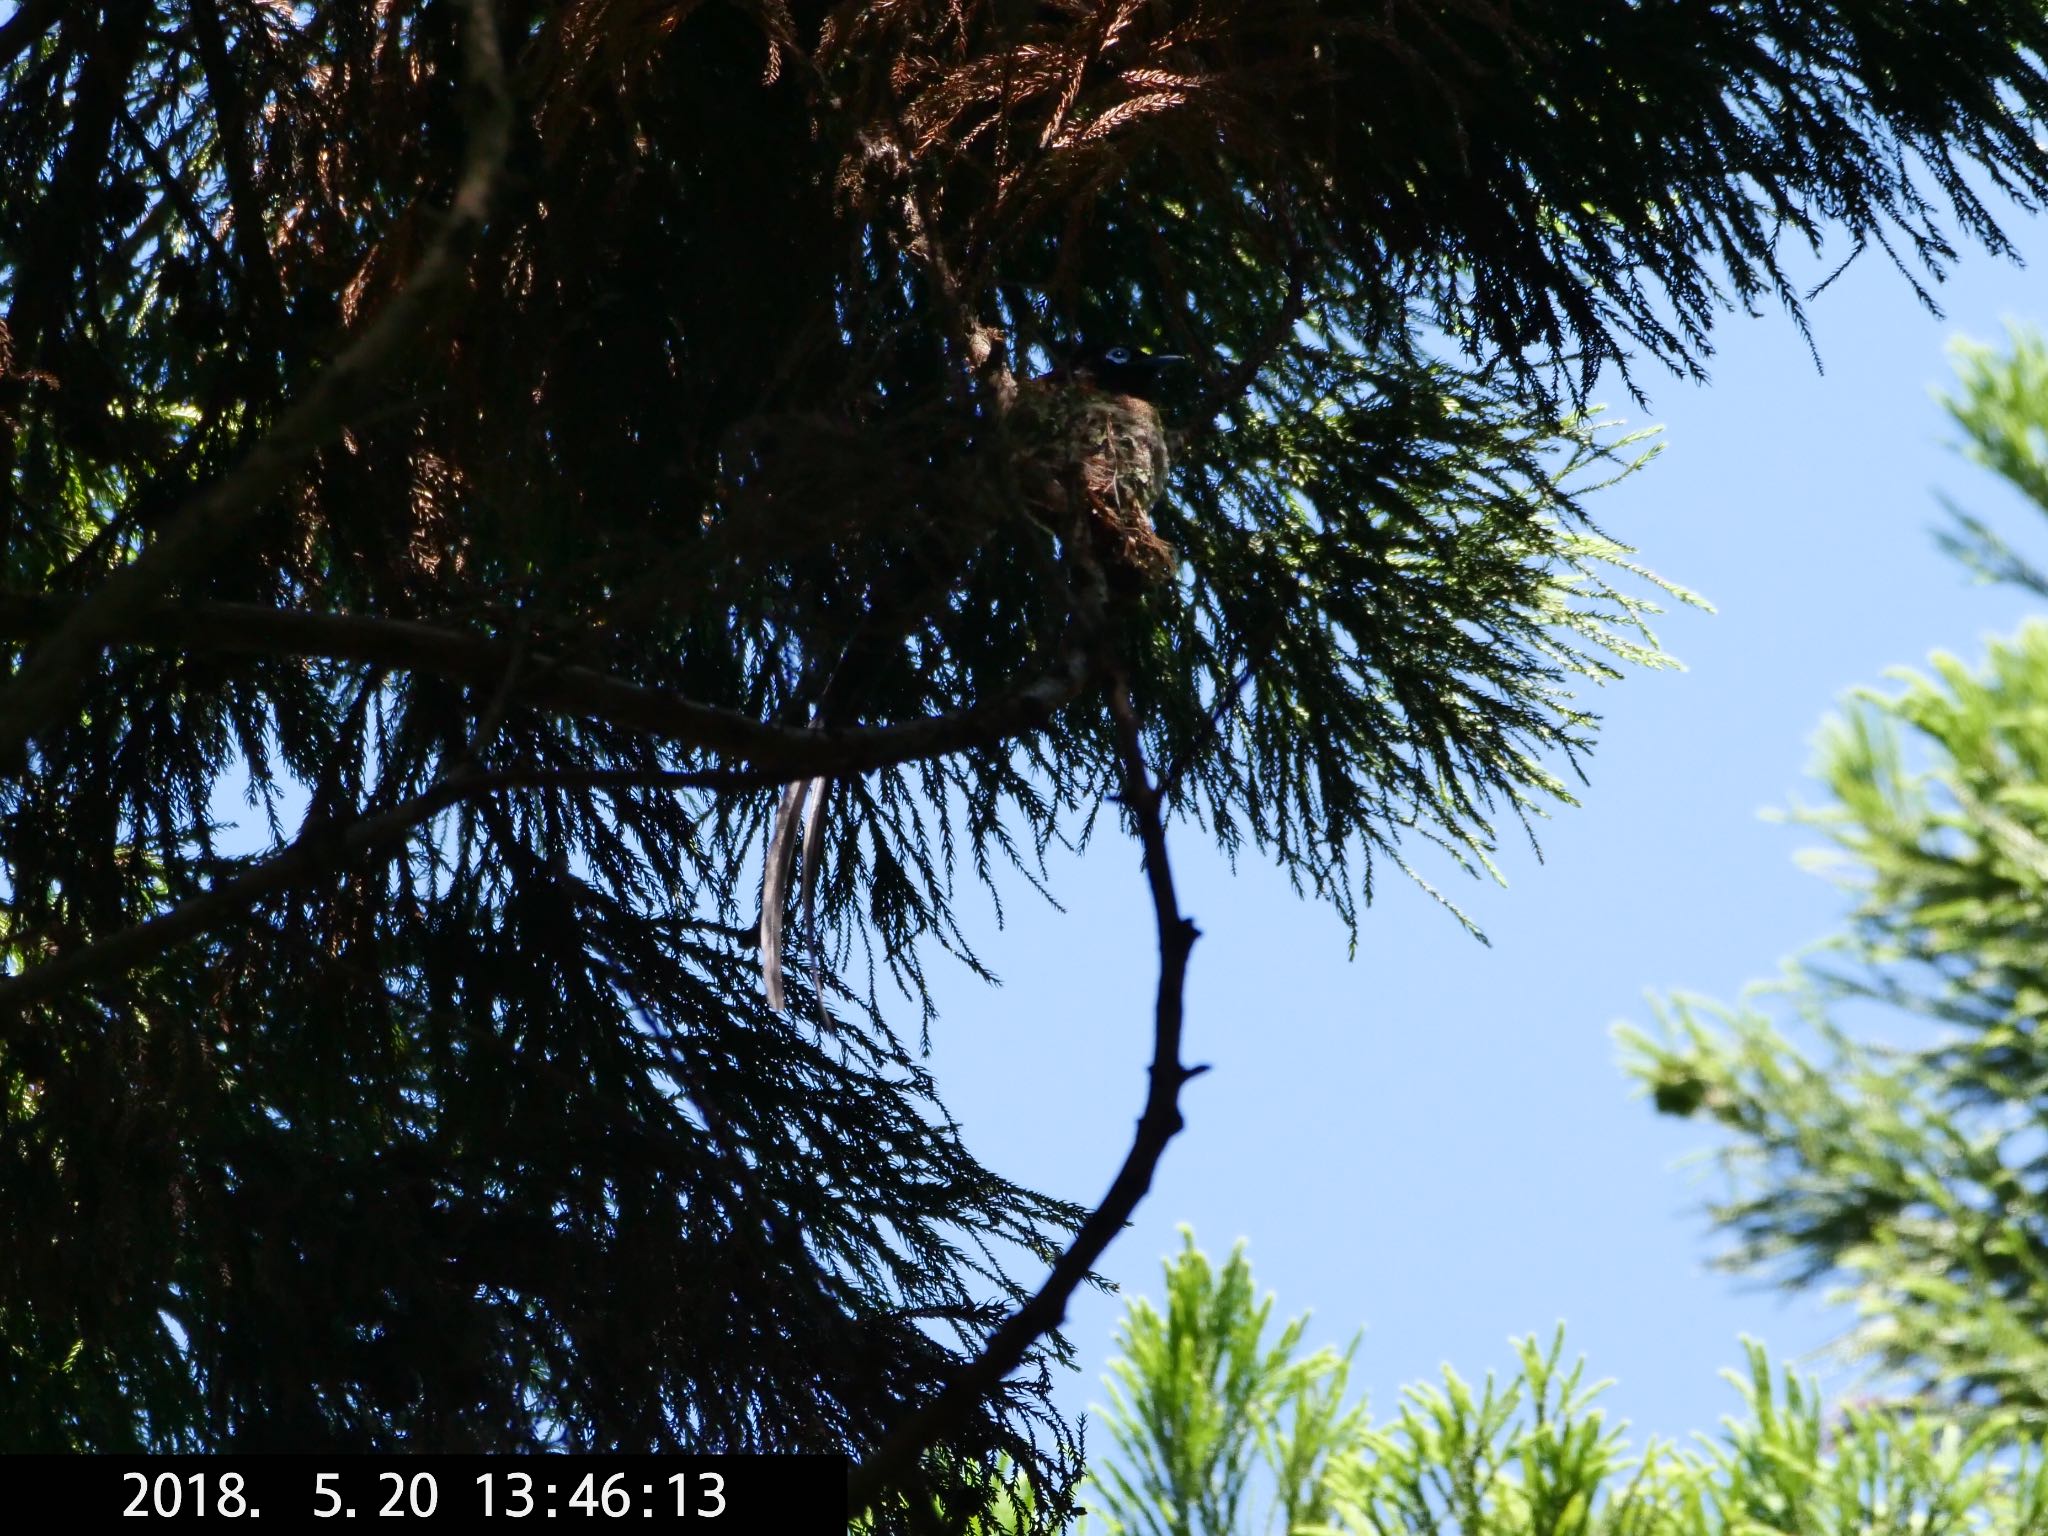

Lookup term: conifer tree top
[6,2,2048,1527]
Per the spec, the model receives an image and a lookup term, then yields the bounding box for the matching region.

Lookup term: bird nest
[717,384,1178,597]
[1002,384,1177,590]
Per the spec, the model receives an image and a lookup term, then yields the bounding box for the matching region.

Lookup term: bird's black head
[1069,342,1187,400]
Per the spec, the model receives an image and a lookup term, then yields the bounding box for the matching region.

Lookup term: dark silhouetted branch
[0,592,1096,781]
[119,107,239,280]
[0,0,64,73]
[0,756,789,1025]
[187,0,285,320]
[0,770,480,1021]
[846,671,1203,1521]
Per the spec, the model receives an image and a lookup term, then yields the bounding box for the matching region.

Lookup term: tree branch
[0,770,479,1022]
[0,592,1096,782]
[119,107,239,281]
[846,671,1203,1522]
[0,0,64,73]
[1176,198,1311,449]
[0,0,511,773]
[0,756,789,1026]
[0,589,762,1029]
[186,0,286,323]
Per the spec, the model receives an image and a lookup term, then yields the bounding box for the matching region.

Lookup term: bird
[1066,342,1188,398]
[756,341,1186,1014]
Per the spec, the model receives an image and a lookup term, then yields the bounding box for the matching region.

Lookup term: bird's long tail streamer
[761,777,811,1012]
[761,775,829,1014]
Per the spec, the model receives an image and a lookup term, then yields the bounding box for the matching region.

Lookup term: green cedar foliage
[5,0,2048,1522]
[1622,325,2048,1425]
[1089,1233,1362,1536]
[1084,1233,2048,1536]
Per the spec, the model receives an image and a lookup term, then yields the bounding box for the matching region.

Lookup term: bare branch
[0,0,512,773]
[846,670,1203,1521]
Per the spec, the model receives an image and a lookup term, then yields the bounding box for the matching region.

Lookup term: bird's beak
[1150,354,1188,365]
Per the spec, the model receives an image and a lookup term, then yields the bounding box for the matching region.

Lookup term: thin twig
[1176,199,1311,451]
[119,107,238,279]
[0,0,511,773]
[1155,654,1257,807]
[187,0,286,321]
[846,670,1203,1521]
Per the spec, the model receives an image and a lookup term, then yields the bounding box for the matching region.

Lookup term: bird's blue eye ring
[1105,346,1132,364]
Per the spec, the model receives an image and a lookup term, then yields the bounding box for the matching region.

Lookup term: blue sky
[922,195,2048,1454]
